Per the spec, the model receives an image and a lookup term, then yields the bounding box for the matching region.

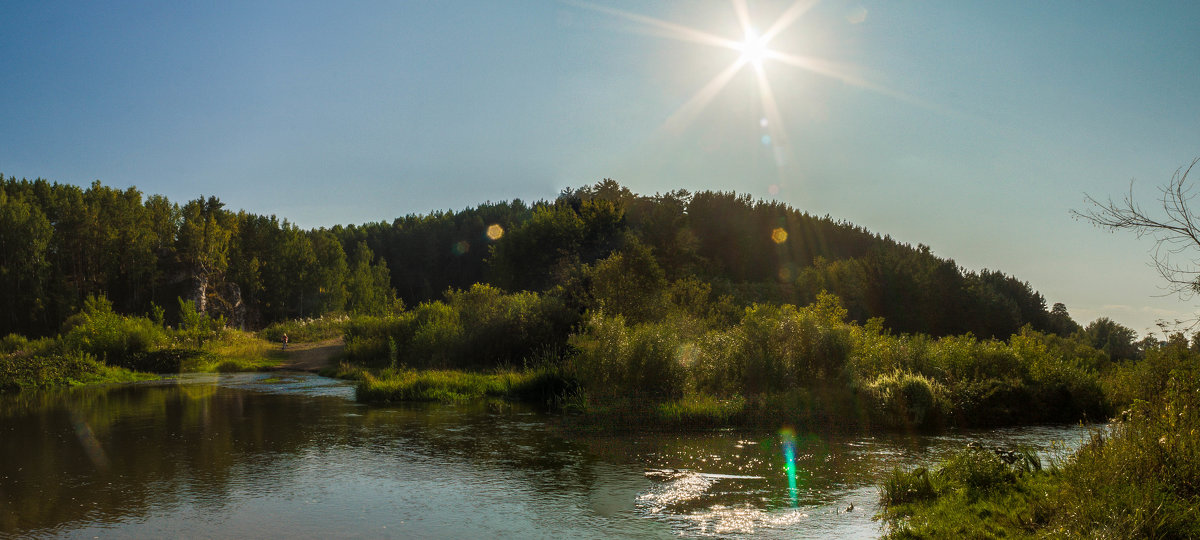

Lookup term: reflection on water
[0,374,1099,538]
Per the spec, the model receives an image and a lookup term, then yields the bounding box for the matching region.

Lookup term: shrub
[61,296,166,364]
[880,467,939,507]
[0,352,100,392]
[123,348,206,373]
[258,314,348,343]
[937,448,1016,497]
[343,286,577,370]
[569,312,692,398]
[0,333,29,354]
[867,370,946,429]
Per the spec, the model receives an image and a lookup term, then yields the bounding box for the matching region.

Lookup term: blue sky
[3,1,1199,335]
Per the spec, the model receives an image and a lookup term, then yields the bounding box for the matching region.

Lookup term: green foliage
[655,394,746,427]
[3,175,1077,350]
[355,367,576,405]
[124,348,203,373]
[880,467,939,507]
[258,314,348,343]
[175,297,224,347]
[1081,316,1139,361]
[488,198,626,291]
[343,285,576,370]
[589,240,668,324]
[568,313,691,398]
[938,448,1019,496]
[344,241,394,315]
[0,350,152,392]
[0,351,98,392]
[866,370,947,429]
[879,333,1200,539]
[61,295,167,364]
[0,334,30,354]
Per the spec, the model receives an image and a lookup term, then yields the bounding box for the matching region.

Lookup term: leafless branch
[1071,157,1200,328]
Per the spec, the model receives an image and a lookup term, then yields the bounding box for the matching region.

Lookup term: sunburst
[576,2,871,144]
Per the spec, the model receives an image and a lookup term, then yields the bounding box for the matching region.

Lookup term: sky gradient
[3,1,1199,336]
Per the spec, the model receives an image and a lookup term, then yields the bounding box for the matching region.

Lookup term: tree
[1081,317,1139,361]
[1074,157,1200,325]
[0,184,53,335]
[176,196,235,314]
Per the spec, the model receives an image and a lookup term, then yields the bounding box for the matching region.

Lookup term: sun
[570,0,900,192]
[737,28,769,69]
[568,0,842,145]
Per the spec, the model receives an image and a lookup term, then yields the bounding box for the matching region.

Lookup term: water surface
[0,373,1098,538]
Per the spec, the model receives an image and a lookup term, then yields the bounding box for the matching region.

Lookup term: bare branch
[1072,157,1200,321]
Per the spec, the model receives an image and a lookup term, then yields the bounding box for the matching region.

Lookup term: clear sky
[2,1,1199,336]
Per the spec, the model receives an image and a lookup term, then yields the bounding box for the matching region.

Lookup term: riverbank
[877,336,1200,537]
[0,305,350,393]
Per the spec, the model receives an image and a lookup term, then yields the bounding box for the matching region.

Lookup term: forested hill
[1,176,1078,339]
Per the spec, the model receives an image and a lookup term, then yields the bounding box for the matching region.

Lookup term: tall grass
[355,367,576,405]
[258,314,349,343]
[344,284,578,370]
[879,337,1200,538]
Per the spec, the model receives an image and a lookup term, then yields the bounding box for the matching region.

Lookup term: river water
[0,373,1098,538]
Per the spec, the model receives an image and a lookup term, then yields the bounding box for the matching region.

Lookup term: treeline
[4,175,1075,340]
[0,176,393,336]
[345,179,1078,339]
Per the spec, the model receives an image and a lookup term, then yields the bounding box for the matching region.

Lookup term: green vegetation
[0,295,287,392]
[0,175,1162,434]
[336,276,1116,432]
[258,314,350,344]
[4,176,1073,342]
[355,367,574,405]
[878,338,1200,538]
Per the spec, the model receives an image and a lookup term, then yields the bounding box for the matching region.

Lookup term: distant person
[282,333,289,350]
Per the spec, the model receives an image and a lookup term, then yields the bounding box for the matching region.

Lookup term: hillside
[1,175,1075,339]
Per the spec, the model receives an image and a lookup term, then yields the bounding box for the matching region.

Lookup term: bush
[0,352,100,392]
[61,296,166,364]
[343,286,577,370]
[0,333,29,354]
[122,348,207,373]
[569,312,690,398]
[937,448,1017,497]
[949,377,1031,426]
[880,369,1200,538]
[867,370,946,429]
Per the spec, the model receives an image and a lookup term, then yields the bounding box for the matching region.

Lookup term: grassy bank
[878,340,1200,537]
[337,285,1122,431]
[0,296,294,392]
[354,367,576,405]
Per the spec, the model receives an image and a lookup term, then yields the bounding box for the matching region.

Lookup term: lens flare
[486,224,504,240]
[779,427,798,507]
[771,227,788,244]
[452,241,470,256]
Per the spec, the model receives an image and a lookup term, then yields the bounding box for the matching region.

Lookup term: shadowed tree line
[4,175,1101,345]
[0,176,393,336]
[350,179,1080,339]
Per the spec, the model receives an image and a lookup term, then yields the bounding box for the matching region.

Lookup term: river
[0,373,1099,538]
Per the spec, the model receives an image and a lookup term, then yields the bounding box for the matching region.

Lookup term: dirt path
[270,337,345,372]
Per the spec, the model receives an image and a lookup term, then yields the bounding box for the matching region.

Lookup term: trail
[270,337,344,372]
